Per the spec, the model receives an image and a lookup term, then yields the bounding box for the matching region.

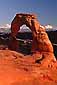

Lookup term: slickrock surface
[0,50,57,85]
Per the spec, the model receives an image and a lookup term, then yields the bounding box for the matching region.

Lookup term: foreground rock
[0,50,57,85]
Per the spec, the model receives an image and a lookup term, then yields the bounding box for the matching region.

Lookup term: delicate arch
[9,13,53,53]
[11,14,36,37]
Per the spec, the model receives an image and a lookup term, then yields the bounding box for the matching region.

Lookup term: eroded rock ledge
[0,50,57,85]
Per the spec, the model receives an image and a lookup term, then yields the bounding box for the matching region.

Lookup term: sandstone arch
[9,13,53,53]
[9,14,39,51]
[11,14,36,37]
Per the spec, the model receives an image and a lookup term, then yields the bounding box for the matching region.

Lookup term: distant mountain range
[0,24,57,33]
[0,27,57,33]
[0,28,11,33]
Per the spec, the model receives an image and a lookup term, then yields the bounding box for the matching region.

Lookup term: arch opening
[16,24,33,55]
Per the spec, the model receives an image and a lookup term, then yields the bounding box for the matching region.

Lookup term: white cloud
[0,24,11,29]
[45,25,57,31]
[40,24,53,29]
[0,24,57,33]
[5,24,11,28]
[0,24,11,33]
[45,25,53,29]
[40,24,57,31]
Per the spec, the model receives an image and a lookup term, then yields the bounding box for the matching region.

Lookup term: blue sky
[0,0,57,26]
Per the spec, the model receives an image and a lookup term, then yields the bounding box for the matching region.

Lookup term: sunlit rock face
[0,50,57,85]
[31,26,53,53]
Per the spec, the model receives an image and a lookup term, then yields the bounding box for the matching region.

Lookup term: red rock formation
[0,13,57,85]
[0,50,57,85]
[31,25,53,53]
[8,13,56,66]
[10,13,40,52]
[10,13,53,53]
